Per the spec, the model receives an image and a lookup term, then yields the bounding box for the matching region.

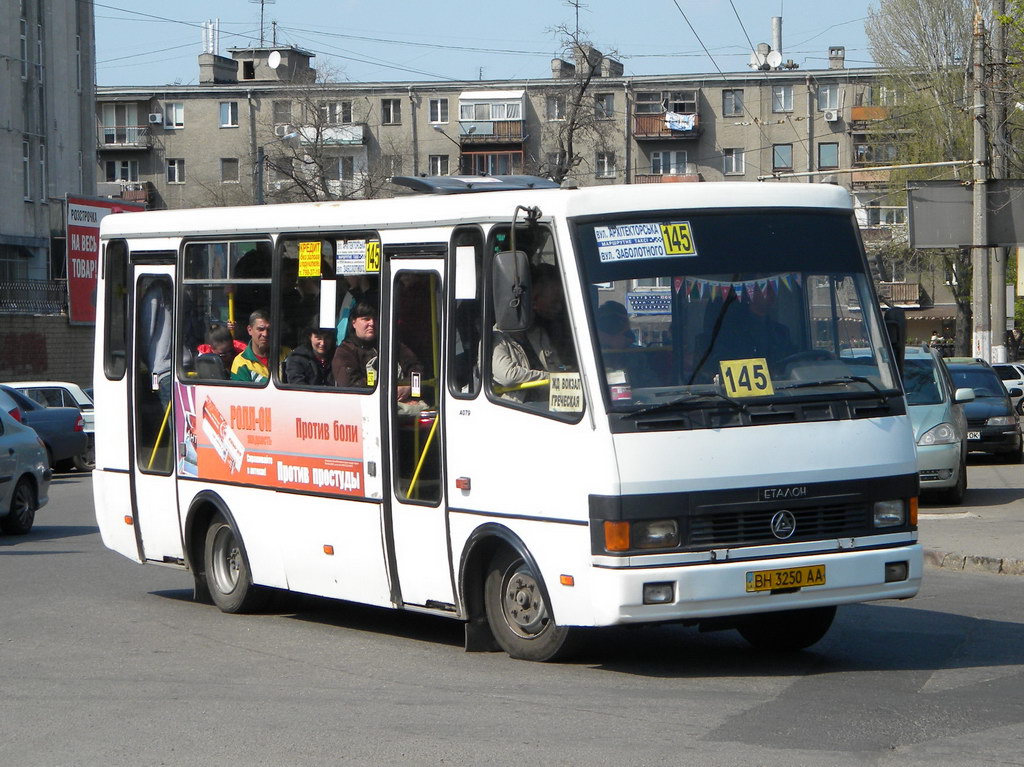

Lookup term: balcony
[634,172,701,184]
[633,112,701,140]
[459,150,523,176]
[459,120,524,144]
[0,279,67,316]
[878,281,921,307]
[97,125,153,150]
[297,123,365,146]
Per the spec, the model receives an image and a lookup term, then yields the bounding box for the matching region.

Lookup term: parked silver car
[0,393,51,534]
[903,346,974,504]
[1,381,94,471]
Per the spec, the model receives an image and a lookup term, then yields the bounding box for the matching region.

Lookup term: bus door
[385,261,454,609]
[129,267,184,564]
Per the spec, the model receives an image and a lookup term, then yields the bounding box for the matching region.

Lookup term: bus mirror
[493,250,533,332]
[454,245,477,300]
[882,307,906,376]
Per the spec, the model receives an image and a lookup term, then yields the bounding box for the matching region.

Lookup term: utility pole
[972,15,991,361]
[991,0,1009,362]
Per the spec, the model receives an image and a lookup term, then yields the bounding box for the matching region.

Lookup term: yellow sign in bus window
[297,241,322,277]
[365,241,381,273]
[659,222,696,256]
[719,358,774,398]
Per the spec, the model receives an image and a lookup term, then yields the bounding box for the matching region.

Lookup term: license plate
[967,431,981,440]
[746,564,826,593]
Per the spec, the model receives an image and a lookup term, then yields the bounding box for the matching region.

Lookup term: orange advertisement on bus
[175,383,366,497]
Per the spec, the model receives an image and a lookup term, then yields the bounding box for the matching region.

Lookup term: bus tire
[483,548,572,662]
[1,478,36,535]
[737,605,836,651]
[203,512,268,613]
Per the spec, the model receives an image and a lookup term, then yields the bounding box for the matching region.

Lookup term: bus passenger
[332,303,423,403]
[531,263,576,367]
[197,325,245,373]
[231,310,273,384]
[285,323,336,386]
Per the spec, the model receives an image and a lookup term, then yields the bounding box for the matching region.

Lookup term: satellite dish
[766,51,783,69]
[749,51,768,70]
[267,50,282,69]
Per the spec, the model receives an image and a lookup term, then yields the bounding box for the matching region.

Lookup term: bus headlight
[917,423,957,446]
[632,519,679,549]
[873,500,906,527]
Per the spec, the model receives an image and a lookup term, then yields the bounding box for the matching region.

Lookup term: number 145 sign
[719,358,775,397]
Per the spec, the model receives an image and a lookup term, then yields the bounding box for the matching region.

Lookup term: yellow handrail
[493,378,550,395]
[406,413,439,498]
[147,399,172,471]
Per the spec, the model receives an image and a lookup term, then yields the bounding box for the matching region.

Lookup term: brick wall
[0,316,95,387]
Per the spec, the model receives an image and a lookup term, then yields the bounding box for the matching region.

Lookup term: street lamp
[432,124,473,174]
[255,130,298,204]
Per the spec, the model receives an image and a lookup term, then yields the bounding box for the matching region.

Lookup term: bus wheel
[1,479,36,535]
[203,512,268,613]
[737,606,836,651]
[483,548,571,661]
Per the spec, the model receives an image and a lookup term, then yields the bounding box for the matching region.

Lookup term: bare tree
[865,0,993,352]
[539,1,619,183]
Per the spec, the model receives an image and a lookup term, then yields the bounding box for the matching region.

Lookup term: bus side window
[278,238,338,388]
[180,240,272,385]
[449,227,483,398]
[103,239,129,380]
[485,225,583,419]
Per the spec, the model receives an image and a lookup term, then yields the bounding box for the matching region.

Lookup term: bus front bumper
[587,543,922,626]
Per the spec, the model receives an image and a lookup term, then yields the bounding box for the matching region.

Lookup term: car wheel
[203,512,269,613]
[483,548,573,661]
[941,456,967,505]
[72,445,95,472]
[737,606,836,651]
[0,478,36,535]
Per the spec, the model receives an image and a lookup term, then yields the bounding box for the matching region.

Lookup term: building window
[105,160,139,182]
[818,84,839,111]
[546,94,566,121]
[219,101,239,127]
[340,155,355,181]
[76,35,82,92]
[381,154,403,177]
[22,140,31,199]
[667,90,697,113]
[20,18,29,80]
[772,85,793,113]
[221,158,239,183]
[772,144,794,171]
[272,100,291,126]
[39,142,46,200]
[723,148,745,176]
[428,154,449,176]
[635,92,662,114]
[595,152,616,178]
[595,93,614,120]
[637,91,698,115]
[723,89,743,117]
[318,100,352,124]
[35,23,43,82]
[818,142,839,169]
[166,158,185,184]
[381,98,402,125]
[650,150,688,175]
[165,102,185,128]
[429,98,449,124]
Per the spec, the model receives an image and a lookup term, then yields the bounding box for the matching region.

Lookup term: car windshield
[574,210,899,413]
[950,369,1005,398]
[902,357,943,406]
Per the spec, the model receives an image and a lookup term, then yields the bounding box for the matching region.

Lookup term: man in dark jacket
[285,324,336,386]
[333,302,422,401]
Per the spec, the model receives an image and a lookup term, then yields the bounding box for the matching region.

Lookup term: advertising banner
[65,195,145,324]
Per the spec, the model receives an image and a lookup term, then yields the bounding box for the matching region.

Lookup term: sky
[94,0,880,88]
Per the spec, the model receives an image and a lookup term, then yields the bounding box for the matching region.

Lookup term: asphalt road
[2,473,1023,766]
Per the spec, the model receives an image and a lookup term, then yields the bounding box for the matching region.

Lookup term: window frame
[546,94,566,121]
[595,151,616,179]
[594,92,614,120]
[221,158,240,184]
[818,142,840,170]
[164,102,185,129]
[723,148,745,176]
[429,97,449,124]
[772,85,793,113]
[722,88,744,117]
[818,84,840,111]
[219,101,239,128]
[428,154,449,177]
[381,98,402,125]
[772,143,794,171]
[166,158,186,184]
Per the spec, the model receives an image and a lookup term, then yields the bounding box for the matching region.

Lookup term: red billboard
[65,195,145,325]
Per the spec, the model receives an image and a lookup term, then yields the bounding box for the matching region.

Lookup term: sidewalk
[918,478,1024,576]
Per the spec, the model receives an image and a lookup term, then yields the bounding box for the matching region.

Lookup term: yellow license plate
[745,564,826,593]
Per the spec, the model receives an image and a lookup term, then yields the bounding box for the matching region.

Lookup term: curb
[924,548,1024,576]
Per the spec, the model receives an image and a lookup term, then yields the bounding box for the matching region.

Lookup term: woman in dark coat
[285,323,336,386]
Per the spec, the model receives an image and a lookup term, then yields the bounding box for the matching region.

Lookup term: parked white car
[992,363,1024,413]
[0,381,94,471]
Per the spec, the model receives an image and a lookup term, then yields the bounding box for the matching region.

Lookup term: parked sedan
[1,381,94,471]
[0,399,50,534]
[0,385,88,473]
[946,358,1024,462]
[903,346,973,504]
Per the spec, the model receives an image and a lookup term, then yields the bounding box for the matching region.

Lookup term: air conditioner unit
[823,109,840,123]
[274,124,293,138]
[148,113,163,124]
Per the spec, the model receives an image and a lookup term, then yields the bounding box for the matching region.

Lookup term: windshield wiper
[775,375,890,399]
[624,390,748,419]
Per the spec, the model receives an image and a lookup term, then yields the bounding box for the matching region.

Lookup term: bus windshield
[574,210,899,413]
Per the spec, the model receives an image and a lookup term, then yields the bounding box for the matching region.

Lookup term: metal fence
[0,279,67,316]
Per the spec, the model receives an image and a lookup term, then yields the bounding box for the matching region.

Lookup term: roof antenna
[249,0,276,46]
